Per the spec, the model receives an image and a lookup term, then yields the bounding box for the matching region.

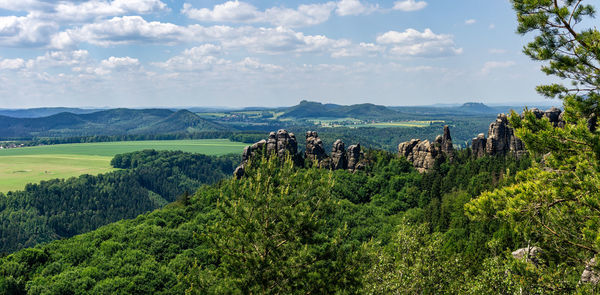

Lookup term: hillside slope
[0,109,228,139]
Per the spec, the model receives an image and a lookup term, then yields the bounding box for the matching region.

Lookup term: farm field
[350,120,445,128]
[0,139,247,193]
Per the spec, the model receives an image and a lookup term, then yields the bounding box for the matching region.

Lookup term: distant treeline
[0,150,239,254]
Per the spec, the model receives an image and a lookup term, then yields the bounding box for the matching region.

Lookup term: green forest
[2,0,600,294]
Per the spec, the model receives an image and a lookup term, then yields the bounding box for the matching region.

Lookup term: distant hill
[0,109,229,139]
[455,102,498,114]
[280,100,398,119]
[0,107,103,118]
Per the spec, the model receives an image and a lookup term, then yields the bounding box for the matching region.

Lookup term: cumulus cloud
[0,16,58,47]
[182,1,338,28]
[376,29,462,57]
[154,45,228,71]
[335,0,378,16]
[392,0,427,12]
[0,58,26,70]
[465,19,476,25]
[53,0,168,22]
[481,61,515,74]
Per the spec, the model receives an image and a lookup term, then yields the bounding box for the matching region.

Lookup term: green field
[351,120,445,128]
[0,139,247,193]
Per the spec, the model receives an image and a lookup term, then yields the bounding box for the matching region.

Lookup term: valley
[0,139,246,193]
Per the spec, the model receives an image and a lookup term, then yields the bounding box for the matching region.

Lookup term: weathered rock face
[234,129,299,179]
[512,246,542,266]
[581,258,600,285]
[347,143,364,172]
[544,107,562,126]
[442,125,454,162]
[398,126,454,173]
[305,131,327,162]
[472,133,486,158]
[277,129,298,158]
[234,130,363,178]
[472,107,564,159]
[331,139,347,170]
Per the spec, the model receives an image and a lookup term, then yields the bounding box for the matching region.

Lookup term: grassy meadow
[0,139,247,193]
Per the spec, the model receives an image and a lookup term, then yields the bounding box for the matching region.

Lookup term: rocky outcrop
[581,258,600,285]
[331,140,347,170]
[347,144,364,172]
[234,129,299,178]
[485,114,527,158]
[471,107,564,159]
[398,126,454,173]
[305,131,327,162]
[234,130,364,178]
[512,246,542,266]
[441,125,454,162]
[471,133,486,158]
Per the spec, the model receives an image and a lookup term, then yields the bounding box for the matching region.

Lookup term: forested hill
[0,150,239,254]
[0,148,532,294]
[0,109,229,139]
[0,107,103,118]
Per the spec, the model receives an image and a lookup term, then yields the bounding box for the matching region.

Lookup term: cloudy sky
[0,0,556,108]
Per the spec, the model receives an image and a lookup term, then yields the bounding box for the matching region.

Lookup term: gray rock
[277,129,297,158]
[331,139,348,170]
[485,114,526,157]
[544,107,562,126]
[398,126,455,172]
[347,143,364,172]
[511,246,542,266]
[442,125,454,162]
[581,258,600,285]
[234,129,299,177]
[305,131,328,162]
[472,133,486,158]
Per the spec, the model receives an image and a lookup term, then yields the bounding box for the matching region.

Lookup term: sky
[0,0,560,108]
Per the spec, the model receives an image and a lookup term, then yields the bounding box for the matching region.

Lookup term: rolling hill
[0,107,103,118]
[0,109,229,139]
[280,100,399,119]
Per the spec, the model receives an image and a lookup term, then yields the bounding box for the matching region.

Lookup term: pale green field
[0,139,247,193]
[351,120,445,128]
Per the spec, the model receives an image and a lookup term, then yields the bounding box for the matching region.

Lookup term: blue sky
[0,0,559,108]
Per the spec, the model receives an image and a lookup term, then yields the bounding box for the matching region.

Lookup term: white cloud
[182,1,338,28]
[489,48,507,54]
[0,58,26,70]
[335,0,378,16]
[56,16,189,48]
[53,0,168,22]
[376,29,462,57]
[392,0,427,12]
[0,16,58,47]
[481,61,515,74]
[489,23,496,29]
[465,19,476,25]
[101,56,140,68]
[154,45,227,71]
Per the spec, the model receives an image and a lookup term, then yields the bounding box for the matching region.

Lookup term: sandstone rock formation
[398,126,454,173]
[234,129,299,178]
[234,130,364,178]
[330,139,347,170]
[305,131,327,162]
[471,133,486,158]
[347,143,364,172]
[471,107,564,159]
